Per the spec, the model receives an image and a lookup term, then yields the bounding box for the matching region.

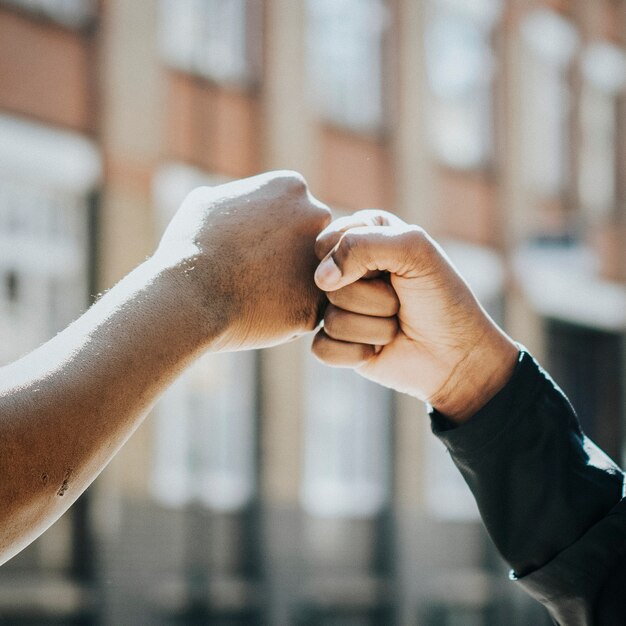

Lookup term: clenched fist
[0,170,331,565]
[157,170,332,351]
[312,210,518,422]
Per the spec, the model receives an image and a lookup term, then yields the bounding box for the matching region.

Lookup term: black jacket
[430,349,626,625]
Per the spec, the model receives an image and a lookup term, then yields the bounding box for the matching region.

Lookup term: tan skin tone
[312,210,519,423]
[0,171,330,566]
[0,177,517,566]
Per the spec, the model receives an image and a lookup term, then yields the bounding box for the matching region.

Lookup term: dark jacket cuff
[429,348,543,457]
[428,347,624,578]
[514,497,626,626]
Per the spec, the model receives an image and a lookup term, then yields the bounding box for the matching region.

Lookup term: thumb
[314,224,428,291]
[314,209,406,260]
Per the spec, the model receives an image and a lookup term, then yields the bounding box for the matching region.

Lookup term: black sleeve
[429,349,626,625]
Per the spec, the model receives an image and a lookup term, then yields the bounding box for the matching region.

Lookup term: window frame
[0,113,101,580]
[424,0,504,172]
[305,0,392,136]
[518,8,580,202]
[577,41,626,221]
[0,113,100,363]
[157,0,263,90]
[0,0,97,29]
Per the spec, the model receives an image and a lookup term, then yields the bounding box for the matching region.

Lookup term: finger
[314,209,406,260]
[314,224,428,291]
[311,329,378,368]
[323,304,398,345]
[327,279,399,317]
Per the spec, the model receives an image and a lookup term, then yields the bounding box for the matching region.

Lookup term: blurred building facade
[0,0,625,624]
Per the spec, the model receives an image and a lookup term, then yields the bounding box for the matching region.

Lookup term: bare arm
[0,171,330,565]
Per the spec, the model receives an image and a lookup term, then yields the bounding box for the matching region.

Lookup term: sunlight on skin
[311,210,519,423]
[0,171,330,566]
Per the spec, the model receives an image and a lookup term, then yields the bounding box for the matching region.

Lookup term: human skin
[312,210,519,423]
[0,171,330,566]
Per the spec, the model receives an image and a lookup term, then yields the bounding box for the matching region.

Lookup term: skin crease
[0,171,330,566]
[311,210,519,423]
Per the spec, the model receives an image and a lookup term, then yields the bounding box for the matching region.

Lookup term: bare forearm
[0,254,216,564]
[0,171,330,566]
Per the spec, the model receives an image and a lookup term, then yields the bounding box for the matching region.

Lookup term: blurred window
[0,114,99,589]
[546,320,624,464]
[0,0,96,28]
[306,0,390,134]
[151,164,257,512]
[0,114,100,365]
[520,9,579,198]
[152,350,257,511]
[301,355,392,518]
[425,0,503,170]
[158,0,262,87]
[578,42,626,220]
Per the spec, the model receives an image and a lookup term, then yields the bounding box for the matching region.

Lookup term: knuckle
[400,225,436,268]
[383,317,399,342]
[383,293,400,317]
[311,331,342,364]
[314,237,330,260]
[271,170,308,194]
[408,225,427,244]
[360,343,375,362]
[338,232,360,262]
[322,305,341,336]
[407,226,433,253]
[325,289,342,307]
[315,229,342,260]
[311,204,332,232]
[353,208,390,226]
[352,208,381,223]
[311,333,329,360]
[317,204,332,225]
[338,231,373,269]
[378,286,400,316]
[383,299,400,317]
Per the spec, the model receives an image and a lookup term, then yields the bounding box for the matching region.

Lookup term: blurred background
[0,0,625,624]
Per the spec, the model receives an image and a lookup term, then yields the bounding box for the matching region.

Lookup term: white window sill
[0,114,100,193]
[514,243,626,332]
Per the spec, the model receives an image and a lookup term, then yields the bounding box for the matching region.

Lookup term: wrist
[148,247,235,352]
[428,327,519,424]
